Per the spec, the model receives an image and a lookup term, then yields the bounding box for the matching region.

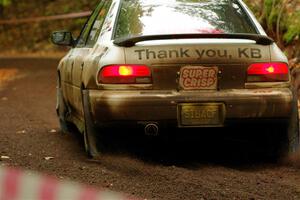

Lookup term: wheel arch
[57,70,62,88]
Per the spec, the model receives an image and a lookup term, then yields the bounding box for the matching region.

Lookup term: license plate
[179,66,218,90]
[178,103,225,127]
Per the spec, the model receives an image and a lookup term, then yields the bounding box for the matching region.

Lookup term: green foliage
[0,0,97,53]
[0,0,11,6]
[245,0,300,45]
[284,11,300,43]
[264,0,280,28]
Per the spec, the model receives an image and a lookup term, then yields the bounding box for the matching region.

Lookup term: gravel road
[0,57,300,200]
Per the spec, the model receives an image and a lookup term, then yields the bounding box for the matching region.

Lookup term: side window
[86,1,112,47]
[76,2,104,48]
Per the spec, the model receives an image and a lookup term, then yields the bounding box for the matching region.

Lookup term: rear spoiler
[113,33,274,47]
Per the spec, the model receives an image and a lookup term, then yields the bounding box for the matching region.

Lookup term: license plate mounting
[178,103,225,127]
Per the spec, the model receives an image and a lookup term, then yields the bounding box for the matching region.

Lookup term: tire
[56,80,72,134]
[82,90,101,159]
[284,96,300,155]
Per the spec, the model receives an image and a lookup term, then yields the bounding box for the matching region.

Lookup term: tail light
[98,65,152,84]
[247,62,289,82]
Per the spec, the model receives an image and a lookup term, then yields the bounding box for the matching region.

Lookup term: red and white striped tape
[0,167,135,200]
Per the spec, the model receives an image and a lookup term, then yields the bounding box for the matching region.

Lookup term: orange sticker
[179,66,218,90]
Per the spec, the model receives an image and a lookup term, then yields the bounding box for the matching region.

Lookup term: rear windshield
[114,0,257,39]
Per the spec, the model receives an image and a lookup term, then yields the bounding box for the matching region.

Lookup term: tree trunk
[0,5,4,18]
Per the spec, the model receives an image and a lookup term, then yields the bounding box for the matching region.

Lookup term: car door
[60,49,75,105]
[69,0,112,119]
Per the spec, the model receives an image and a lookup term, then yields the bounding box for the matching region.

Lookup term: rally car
[52,0,300,158]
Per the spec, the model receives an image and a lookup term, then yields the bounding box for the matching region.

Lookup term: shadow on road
[69,123,290,170]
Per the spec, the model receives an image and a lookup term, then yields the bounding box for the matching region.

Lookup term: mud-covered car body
[52,0,299,157]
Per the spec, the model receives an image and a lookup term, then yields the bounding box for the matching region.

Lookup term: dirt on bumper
[87,88,293,126]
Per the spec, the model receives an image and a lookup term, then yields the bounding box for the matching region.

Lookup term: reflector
[119,66,133,76]
[247,62,288,75]
[266,66,274,73]
[247,62,289,82]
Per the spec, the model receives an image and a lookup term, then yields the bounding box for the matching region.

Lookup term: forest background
[0,0,299,62]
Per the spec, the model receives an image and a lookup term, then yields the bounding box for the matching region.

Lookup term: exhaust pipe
[144,123,159,136]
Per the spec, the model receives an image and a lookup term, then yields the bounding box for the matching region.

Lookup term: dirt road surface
[0,57,300,200]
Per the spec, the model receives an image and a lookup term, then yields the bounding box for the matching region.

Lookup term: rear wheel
[283,98,300,156]
[270,95,300,159]
[82,90,101,159]
[56,79,72,134]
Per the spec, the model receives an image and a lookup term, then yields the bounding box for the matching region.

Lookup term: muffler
[144,123,159,136]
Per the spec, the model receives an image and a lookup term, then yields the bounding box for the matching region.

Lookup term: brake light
[99,65,152,84]
[247,62,289,82]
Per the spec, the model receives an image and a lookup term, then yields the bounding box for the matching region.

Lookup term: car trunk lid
[123,39,271,90]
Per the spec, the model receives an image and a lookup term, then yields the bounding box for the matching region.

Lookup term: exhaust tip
[144,123,159,136]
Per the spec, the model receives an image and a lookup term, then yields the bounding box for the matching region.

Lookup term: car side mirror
[51,31,75,47]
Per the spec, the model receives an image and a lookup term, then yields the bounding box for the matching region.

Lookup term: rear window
[114,0,257,39]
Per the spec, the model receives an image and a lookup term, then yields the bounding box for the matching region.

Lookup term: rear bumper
[88,88,294,126]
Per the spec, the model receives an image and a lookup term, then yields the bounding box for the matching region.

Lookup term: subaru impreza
[52,0,299,158]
